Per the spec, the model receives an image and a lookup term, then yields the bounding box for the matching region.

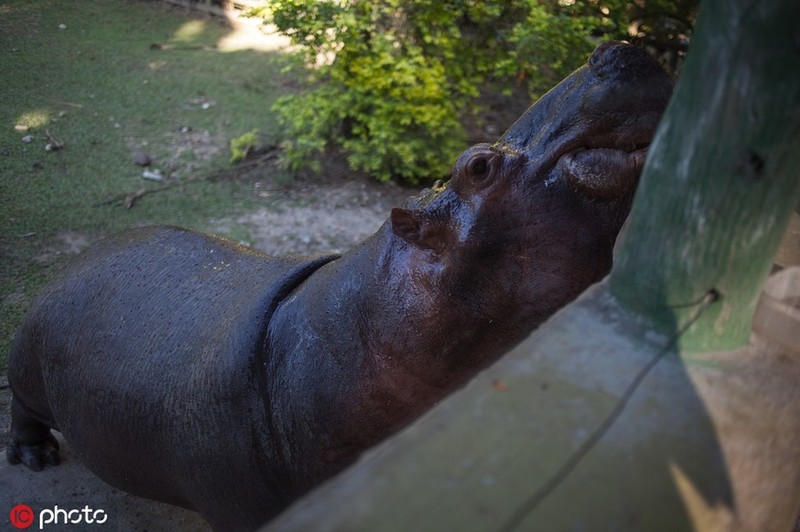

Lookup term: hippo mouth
[509,132,652,203]
[557,143,651,201]
[493,42,672,202]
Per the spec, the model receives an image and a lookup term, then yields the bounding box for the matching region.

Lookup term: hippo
[6,42,672,530]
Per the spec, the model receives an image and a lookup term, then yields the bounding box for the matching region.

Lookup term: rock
[142,168,163,181]
[133,151,152,167]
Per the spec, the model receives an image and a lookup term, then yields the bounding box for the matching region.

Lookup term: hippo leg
[6,397,61,471]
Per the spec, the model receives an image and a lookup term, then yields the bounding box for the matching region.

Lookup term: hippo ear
[390,208,446,251]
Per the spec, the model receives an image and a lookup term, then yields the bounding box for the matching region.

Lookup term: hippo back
[7,226,337,526]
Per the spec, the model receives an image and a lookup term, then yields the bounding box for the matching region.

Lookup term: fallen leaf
[492,379,509,392]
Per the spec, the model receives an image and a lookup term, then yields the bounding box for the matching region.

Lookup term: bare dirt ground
[211,173,414,256]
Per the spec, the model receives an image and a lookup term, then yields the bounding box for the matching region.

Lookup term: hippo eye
[467,155,493,183]
[471,158,488,176]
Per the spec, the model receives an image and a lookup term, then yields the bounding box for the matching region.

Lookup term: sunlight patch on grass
[171,19,208,43]
[216,21,290,53]
[15,109,52,130]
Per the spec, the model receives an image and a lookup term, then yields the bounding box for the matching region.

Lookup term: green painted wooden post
[610,0,800,351]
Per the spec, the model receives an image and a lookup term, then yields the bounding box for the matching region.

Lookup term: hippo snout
[588,40,668,79]
[491,42,672,201]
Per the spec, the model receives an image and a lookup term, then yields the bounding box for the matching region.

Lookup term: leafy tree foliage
[258,0,696,184]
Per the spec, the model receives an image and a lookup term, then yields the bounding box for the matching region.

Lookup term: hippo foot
[8,397,61,471]
[6,433,61,471]
[6,434,61,471]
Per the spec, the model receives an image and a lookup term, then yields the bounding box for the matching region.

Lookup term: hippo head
[388,42,672,369]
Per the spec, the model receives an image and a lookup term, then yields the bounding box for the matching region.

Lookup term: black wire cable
[498,289,720,532]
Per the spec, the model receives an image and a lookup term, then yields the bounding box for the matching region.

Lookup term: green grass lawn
[0,0,293,369]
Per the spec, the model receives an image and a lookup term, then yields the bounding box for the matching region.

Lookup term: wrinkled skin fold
[6,42,672,531]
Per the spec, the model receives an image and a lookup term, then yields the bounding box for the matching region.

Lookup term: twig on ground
[150,43,218,51]
[93,180,189,209]
[44,130,65,151]
[93,147,280,209]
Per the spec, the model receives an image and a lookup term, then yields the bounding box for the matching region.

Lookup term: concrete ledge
[266,280,800,531]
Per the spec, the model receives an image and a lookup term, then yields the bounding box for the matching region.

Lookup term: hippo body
[7,43,672,530]
[8,227,337,525]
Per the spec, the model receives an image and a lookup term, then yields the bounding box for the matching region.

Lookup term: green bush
[264,0,696,185]
[269,0,489,184]
[230,129,261,163]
